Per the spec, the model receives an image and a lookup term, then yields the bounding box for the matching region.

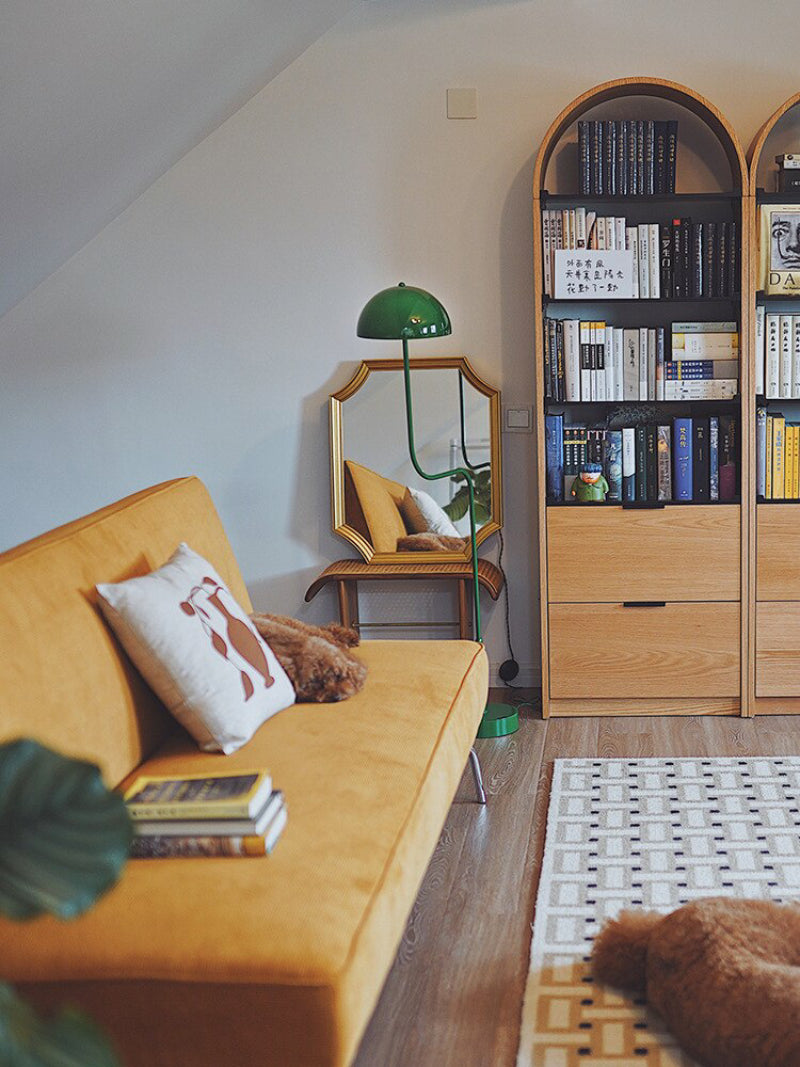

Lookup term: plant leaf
[0,740,132,921]
[443,487,471,521]
[0,982,121,1066]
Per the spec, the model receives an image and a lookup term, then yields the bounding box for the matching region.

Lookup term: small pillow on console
[408,487,462,537]
[96,543,295,754]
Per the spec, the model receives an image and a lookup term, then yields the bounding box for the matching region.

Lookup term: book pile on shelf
[754,308,800,398]
[776,154,800,194]
[544,320,739,402]
[756,409,800,500]
[542,210,739,299]
[124,770,286,858]
[545,413,737,504]
[577,118,677,195]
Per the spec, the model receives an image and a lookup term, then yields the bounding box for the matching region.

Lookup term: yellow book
[124,769,273,821]
[766,416,774,498]
[772,415,786,500]
[793,425,800,499]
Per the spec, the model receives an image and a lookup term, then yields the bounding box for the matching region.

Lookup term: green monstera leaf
[0,739,132,921]
[443,469,492,525]
[0,740,131,1066]
[0,983,119,1066]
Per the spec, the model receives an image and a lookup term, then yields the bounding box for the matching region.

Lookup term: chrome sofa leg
[469,747,487,805]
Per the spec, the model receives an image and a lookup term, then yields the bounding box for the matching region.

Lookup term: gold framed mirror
[329,356,502,563]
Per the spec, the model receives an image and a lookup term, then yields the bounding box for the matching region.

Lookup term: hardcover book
[124,770,273,821]
[693,418,710,502]
[603,430,623,501]
[673,417,693,500]
[622,427,636,502]
[657,425,672,501]
[130,807,288,859]
[545,414,564,503]
[133,790,284,837]
[759,204,800,294]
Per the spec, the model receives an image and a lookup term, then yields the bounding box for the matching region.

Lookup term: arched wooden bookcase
[533,77,749,718]
[746,91,800,714]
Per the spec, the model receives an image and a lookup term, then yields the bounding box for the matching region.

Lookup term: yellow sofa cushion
[344,460,408,553]
[0,478,251,785]
[12,638,488,1067]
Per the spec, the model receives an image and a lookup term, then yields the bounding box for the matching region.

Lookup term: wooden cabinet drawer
[756,601,800,696]
[549,602,740,699]
[757,505,800,600]
[547,506,740,603]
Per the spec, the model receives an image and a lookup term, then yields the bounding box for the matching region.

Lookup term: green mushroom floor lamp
[356,283,519,744]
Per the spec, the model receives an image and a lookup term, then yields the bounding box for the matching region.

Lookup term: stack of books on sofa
[124,770,286,858]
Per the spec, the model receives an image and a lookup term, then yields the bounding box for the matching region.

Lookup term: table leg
[337,580,352,629]
[457,579,470,640]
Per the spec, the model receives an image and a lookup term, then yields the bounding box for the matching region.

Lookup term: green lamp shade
[357,282,452,340]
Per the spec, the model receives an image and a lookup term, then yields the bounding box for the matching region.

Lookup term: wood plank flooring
[352,692,800,1067]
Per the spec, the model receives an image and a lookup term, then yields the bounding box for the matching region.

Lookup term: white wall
[1,0,797,683]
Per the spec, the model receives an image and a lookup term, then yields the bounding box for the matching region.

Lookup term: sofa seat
[12,638,486,1067]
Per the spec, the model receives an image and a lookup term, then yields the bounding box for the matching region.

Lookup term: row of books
[545,414,738,503]
[756,409,800,500]
[755,309,800,399]
[544,320,739,403]
[124,770,287,859]
[542,210,739,299]
[577,118,677,196]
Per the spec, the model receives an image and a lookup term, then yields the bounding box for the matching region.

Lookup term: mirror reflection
[330,357,502,563]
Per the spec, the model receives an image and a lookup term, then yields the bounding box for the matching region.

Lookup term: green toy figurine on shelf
[570,461,609,502]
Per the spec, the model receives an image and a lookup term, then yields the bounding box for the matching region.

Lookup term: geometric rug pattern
[516,757,800,1066]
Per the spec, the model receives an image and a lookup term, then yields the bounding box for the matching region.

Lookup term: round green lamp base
[477,701,519,738]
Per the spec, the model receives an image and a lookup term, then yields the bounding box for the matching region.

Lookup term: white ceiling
[1,0,357,318]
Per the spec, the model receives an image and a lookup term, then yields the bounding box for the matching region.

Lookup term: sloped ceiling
[1,0,357,319]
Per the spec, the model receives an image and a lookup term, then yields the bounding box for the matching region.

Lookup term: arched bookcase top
[532,76,747,197]
[748,89,800,195]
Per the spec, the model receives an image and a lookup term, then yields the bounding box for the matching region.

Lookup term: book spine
[692,418,710,502]
[656,327,665,400]
[562,426,574,498]
[626,226,640,299]
[648,222,660,299]
[542,210,552,298]
[665,120,678,193]
[681,217,692,300]
[756,407,767,498]
[691,222,703,298]
[635,425,648,501]
[793,316,800,398]
[647,327,656,401]
[544,319,553,399]
[638,327,648,401]
[673,418,693,500]
[545,414,564,502]
[622,427,636,501]
[766,415,774,498]
[659,222,673,297]
[555,319,565,402]
[563,318,580,402]
[766,314,781,397]
[580,320,592,401]
[130,834,277,858]
[662,380,738,401]
[704,221,717,299]
[591,120,603,195]
[664,359,739,380]
[617,120,628,196]
[594,321,607,402]
[604,430,623,501]
[780,314,793,398]
[657,424,672,501]
[578,121,590,195]
[654,120,667,195]
[645,424,658,501]
[575,206,587,249]
[672,218,684,298]
[636,119,645,196]
[626,120,637,196]
[637,223,650,299]
[756,305,765,396]
[773,415,786,499]
[728,220,738,297]
[605,324,615,401]
[709,416,719,502]
[719,415,737,502]
[623,328,639,400]
[604,120,616,196]
[613,327,624,401]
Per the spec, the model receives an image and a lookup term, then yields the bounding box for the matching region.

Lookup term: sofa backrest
[0,477,252,786]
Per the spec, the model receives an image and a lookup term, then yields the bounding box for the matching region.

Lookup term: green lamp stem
[401,338,482,643]
[457,372,490,474]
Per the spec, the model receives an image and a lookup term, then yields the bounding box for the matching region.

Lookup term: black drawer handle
[622,501,666,510]
[622,601,666,608]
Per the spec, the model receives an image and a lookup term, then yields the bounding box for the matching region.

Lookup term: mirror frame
[329,355,503,563]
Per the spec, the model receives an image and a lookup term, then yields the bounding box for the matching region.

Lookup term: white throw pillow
[96,543,295,754]
[408,487,462,537]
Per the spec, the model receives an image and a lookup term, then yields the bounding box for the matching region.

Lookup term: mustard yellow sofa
[0,476,487,1067]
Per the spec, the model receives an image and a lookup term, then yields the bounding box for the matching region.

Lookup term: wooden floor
[352,691,800,1067]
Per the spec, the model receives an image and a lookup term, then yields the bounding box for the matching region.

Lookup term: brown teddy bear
[591,896,800,1067]
[250,612,366,703]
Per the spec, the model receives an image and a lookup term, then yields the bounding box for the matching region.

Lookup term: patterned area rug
[516,757,800,1067]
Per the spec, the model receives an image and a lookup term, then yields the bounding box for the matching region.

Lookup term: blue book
[603,430,623,501]
[674,417,693,500]
[545,414,564,502]
[709,417,719,501]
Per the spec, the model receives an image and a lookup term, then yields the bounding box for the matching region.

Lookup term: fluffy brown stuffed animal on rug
[591,897,800,1067]
[396,532,468,552]
[250,613,366,703]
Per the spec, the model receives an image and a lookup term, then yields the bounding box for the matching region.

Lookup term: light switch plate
[504,407,533,433]
[447,88,477,120]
